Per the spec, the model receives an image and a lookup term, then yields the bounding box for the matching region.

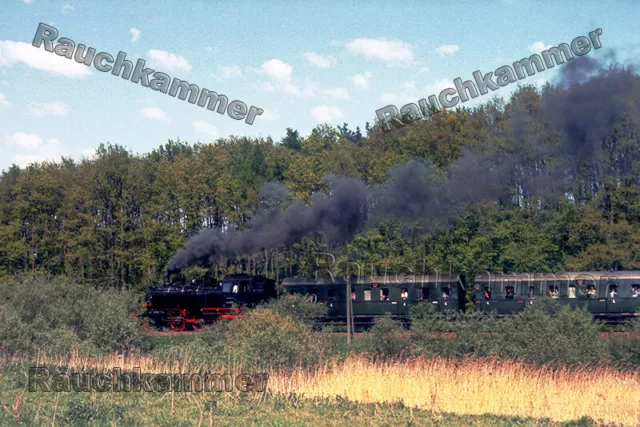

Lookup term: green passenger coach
[474,271,640,319]
[282,274,465,326]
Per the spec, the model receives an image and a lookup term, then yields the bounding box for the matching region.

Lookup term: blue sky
[1,0,638,172]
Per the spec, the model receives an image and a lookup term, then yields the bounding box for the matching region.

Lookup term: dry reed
[27,351,640,426]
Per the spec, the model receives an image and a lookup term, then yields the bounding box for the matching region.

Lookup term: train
[145,271,640,330]
[145,274,276,330]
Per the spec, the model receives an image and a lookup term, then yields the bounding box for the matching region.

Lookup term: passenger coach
[474,271,640,319]
[282,274,465,326]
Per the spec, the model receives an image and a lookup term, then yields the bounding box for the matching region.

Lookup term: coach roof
[282,274,462,286]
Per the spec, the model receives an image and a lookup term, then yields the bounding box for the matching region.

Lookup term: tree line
[1,65,638,290]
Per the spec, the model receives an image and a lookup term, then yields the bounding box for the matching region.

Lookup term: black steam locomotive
[145,274,276,331]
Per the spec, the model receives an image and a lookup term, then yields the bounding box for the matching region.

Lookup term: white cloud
[424,78,455,96]
[260,109,279,121]
[435,44,459,56]
[402,81,417,91]
[23,0,33,4]
[140,107,169,122]
[146,49,191,73]
[81,148,96,159]
[302,52,335,69]
[255,81,275,93]
[130,28,141,42]
[352,71,372,89]
[61,3,73,14]
[192,120,218,138]
[534,78,547,87]
[0,40,90,77]
[380,78,454,105]
[346,38,414,63]
[218,65,244,79]
[311,106,344,123]
[205,46,220,54]
[261,59,293,82]
[4,132,63,169]
[0,93,10,108]
[322,87,350,100]
[528,41,552,54]
[420,66,430,73]
[256,59,346,99]
[28,101,69,117]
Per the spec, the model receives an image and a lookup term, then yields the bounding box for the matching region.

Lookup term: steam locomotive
[145,274,276,331]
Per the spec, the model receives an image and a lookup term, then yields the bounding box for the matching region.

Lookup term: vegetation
[0,65,639,425]
[0,70,638,297]
[1,277,639,424]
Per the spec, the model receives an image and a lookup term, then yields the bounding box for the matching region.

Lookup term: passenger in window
[505,287,514,300]
[380,289,389,301]
[288,290,296,299]
[401,288,408,299]
[442,287,450,300]
[528,286,535,299]
[232,283,239,294]
[306,291,318,303]
[351,291,356,301]
[483,287,491,300]
[568,285,576,299]
[586,285,596,298]
[632,285,640,298]
[609,286,618,299]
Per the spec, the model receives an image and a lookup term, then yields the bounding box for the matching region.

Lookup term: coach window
[380,288,390,301]
[441,286,450,300]
[306,289,318,303]
[364,289,371,301]
[609,285,618,299]
[327,289,336,301]
[505,286,514,300]
[421,287,430,301]
[528,286,535,298]
[632,284,640,298]
[401,287,409,299]
[483,286,492,300]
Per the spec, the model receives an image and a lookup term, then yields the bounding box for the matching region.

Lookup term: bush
[259,294,327,327]
[198,307,330,370]
[0,275,142,354]
[498,302,609,365]
[78,288,142,351]
[361,314,411,359]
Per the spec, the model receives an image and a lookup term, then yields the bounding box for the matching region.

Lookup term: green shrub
[362,314,411,359]
[0,275,142,354]
[78,288,142,352]
[198,307,330,370]
[259,294,327,326]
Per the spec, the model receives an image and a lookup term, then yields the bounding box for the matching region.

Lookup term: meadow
[1,276,640,425]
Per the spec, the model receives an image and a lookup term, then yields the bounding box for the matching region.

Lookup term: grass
[3,350,638,426]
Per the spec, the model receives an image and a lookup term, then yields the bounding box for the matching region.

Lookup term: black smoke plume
[167,53,639,274]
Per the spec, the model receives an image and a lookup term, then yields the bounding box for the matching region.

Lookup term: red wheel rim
[169,318,186,332]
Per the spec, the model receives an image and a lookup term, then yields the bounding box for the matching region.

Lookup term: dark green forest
[1,61,638,290]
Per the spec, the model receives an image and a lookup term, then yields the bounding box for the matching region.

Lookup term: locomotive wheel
[169,317,186,332]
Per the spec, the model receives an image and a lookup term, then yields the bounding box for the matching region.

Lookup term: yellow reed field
[270,356,640,426]
[31,351,640,426]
